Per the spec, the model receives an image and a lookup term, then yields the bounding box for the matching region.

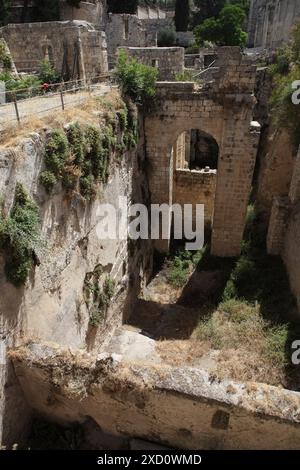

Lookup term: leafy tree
[175,0,190,32]
[192,0,249,27]
[194,4,247,47]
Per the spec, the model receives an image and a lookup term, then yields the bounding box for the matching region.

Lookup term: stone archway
[172,129,219,233]
[145,73,261,257]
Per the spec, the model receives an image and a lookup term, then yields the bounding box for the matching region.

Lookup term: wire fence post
[13,93,20,125]
[60,88,65,111]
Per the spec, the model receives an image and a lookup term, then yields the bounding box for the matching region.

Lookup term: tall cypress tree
[32,0,60,22]
[107,0,138,14]
[0,0,11,26]
[175,0,190,32]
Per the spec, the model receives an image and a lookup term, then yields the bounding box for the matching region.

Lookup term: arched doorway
[172,130,219,244]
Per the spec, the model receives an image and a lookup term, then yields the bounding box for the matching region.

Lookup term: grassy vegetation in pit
[162,205,300,386]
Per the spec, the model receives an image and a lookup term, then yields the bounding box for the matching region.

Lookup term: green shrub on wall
[40,101,138,199]
[115,49,158,108]
[0,40,12,71]
[0,183,42,286]
[89,276,116,327]
[269,21,300,147]
[157,28,176,47]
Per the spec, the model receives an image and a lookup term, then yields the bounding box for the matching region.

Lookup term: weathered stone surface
[248,0,300,49]
[10,341,300,450]
[105,12,173,67]
[120,47,184,81]
[0,103,152,446]
[0,21,108,80]
[145,48,260,257]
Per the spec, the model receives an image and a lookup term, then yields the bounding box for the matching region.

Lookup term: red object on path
[42,83,50,92]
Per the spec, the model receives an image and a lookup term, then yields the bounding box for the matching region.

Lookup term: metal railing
[0,73,112,128]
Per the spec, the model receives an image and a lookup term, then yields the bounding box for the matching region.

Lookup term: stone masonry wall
[173,169,217,227]
[0,22,108,80]
[145,48,260,257]
[10,342,300,450]
[248,0,300,49]
[59,0,107,28]
[282,147,300,312]
[105,13,173,66]
[6,1,107,26]
[256,128,296,217]
[283,202,300,313]
[267,196,290,255]
[121,47,184,81]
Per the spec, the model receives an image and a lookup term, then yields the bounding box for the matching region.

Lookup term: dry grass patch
[0,90,122,148]
[192,298,290,386]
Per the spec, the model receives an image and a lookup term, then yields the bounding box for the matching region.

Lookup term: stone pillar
[267,196,290,255]
[146,142,173,252]
[211,118,261,257]
[174,132,186,170]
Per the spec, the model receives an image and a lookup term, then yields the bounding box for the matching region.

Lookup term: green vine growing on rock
[269,21,300,147]
[84,269,116,327]
[0,183,42,286]
[40,101,138,199]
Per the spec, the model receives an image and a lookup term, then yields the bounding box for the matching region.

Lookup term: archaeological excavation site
[1,0,300,456]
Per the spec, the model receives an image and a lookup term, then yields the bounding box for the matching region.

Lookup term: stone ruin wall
[145,48,261,257]
[173,169,217,228]
[9,341,300,450]
[105,13,173,67]
[121,47,184,81]
[256,128,296,215]
[248,0,300,49]
[0,22,108,80]
[262,136,300,313]
[269,147,300,313]
[59,0,107,28]
[5,1,107,27]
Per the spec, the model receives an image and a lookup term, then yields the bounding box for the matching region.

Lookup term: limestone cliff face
[256,127,296,218]
[0,103,152,446]
[248,0,300,49]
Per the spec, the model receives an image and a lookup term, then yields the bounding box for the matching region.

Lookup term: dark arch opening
[189,129,219,171]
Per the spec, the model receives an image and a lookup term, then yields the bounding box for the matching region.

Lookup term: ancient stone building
[248,0,300,49]
[145,47,260,257]
[0,21,108,80]
[5,1,107,28]
[121,47,184,81]
[105,12,173,67]
[59,0,107,28]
